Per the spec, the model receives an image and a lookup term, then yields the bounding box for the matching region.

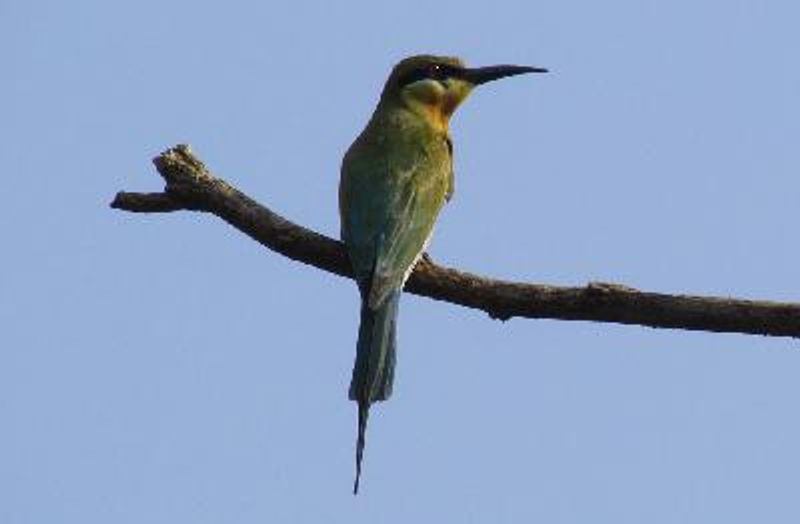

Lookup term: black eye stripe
[398,64,459,88]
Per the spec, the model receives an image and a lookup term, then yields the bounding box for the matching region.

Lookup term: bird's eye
[428,64,444,79]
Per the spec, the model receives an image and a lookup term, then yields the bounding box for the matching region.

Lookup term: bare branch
[111,144,800,339]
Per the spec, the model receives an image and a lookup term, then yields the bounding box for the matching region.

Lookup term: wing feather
[340,129,450,308]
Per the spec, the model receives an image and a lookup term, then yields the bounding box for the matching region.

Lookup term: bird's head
[379,54,547,130]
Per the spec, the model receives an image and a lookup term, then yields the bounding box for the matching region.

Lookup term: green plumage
[338,53,543,494]
[339,59,454,495]
[340,108,452,307]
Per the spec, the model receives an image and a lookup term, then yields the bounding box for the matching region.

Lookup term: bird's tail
[349,289,400,494]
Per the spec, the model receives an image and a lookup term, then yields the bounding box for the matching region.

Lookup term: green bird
[339,54,546,493]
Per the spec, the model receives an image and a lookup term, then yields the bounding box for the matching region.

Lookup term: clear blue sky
[3,1,800,522]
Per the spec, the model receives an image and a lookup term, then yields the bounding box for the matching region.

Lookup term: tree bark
[111,144,800,339]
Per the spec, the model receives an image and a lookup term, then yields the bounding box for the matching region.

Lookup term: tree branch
[111,144,800,338]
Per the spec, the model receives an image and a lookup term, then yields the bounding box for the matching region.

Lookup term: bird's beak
[461,64,548,86]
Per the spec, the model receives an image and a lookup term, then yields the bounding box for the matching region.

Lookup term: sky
[3,0,800,522]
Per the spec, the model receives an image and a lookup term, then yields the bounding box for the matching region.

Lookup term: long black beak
[461,64,548,85]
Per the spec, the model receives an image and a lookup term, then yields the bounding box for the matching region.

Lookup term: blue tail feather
[349,289,400,494]
[349,289,399,402]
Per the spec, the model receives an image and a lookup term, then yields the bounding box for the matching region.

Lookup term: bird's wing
[445,135,455,202]
[340,137,450,308]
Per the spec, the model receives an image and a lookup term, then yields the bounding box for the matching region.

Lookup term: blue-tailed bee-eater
[339,54,546,493]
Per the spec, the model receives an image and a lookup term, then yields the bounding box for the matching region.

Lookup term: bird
[339,54,547,493]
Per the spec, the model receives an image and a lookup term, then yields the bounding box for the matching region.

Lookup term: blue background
[3,1,799,522]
